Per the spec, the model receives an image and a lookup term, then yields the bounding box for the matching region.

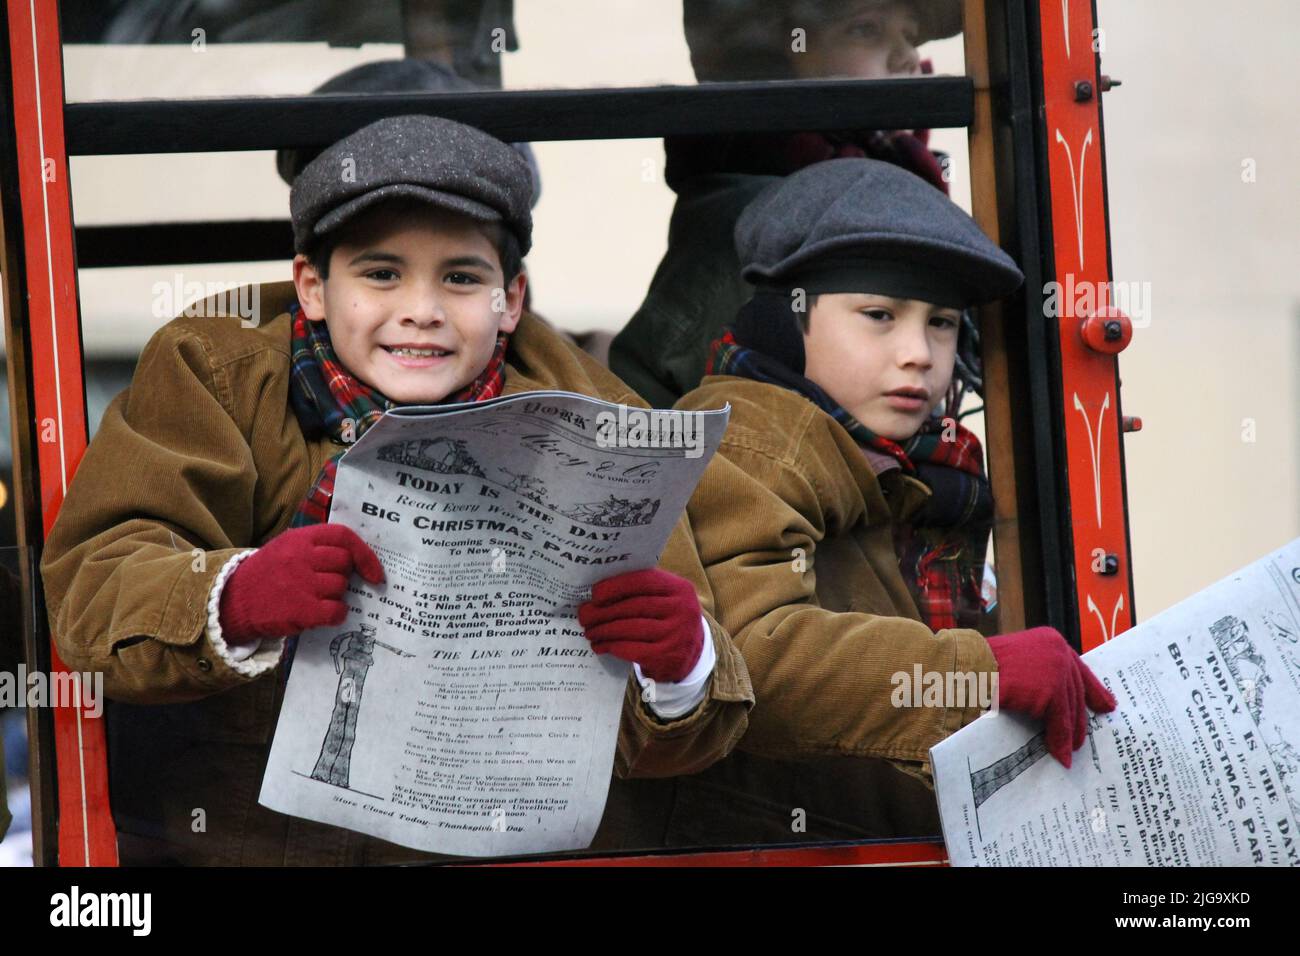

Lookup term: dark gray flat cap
[735,157,1024,308]
[290,114,533,256]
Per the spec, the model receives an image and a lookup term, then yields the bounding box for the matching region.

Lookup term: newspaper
[260,392,729,857]
[932,537,1300,866]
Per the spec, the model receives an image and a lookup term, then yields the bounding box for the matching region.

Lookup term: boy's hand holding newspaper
[578,569,705,683]
[986,626,1117,767]
[219,525,386,646]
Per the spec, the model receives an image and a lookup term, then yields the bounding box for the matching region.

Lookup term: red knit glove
[577,568,704,683]
[986,626,1117,768]
[218,525,386,646]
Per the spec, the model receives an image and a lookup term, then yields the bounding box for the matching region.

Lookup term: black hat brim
[310,183,504,248]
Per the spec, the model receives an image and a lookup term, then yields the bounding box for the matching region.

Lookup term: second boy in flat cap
[40,114,753,866]
[665,158,1115,845]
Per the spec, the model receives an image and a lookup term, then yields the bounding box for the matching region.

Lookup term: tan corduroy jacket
[39,281,753,865]
[646,374,999,847]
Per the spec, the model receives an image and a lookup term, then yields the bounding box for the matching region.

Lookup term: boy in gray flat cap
[40,115,752,865]
[667,157,1115,845]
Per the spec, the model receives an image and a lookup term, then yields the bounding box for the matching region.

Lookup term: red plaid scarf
[889,454,991,632]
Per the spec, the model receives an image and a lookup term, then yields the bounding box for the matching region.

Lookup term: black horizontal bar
[64,76,973,155]
[74,220,293,267]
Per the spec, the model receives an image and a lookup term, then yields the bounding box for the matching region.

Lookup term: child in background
[610,0,964,407]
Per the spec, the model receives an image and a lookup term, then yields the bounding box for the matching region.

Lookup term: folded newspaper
[932,537,1300,866]
[260,392,728,857]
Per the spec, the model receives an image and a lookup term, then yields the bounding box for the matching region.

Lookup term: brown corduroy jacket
[639,374,999,847]
[39,281,753,865]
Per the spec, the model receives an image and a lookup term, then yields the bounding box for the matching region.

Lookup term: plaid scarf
[288,304,508,527]
[707,328,993,631]
[281,304,508,667]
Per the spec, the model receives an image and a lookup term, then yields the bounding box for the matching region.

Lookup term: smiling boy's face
[802,291,961,440]
[292,201,526,404]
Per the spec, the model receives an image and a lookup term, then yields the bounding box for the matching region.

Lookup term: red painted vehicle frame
[0,0,1132,867]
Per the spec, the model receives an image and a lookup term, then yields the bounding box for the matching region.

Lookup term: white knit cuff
[633,614,715,720]
[206,549,284,677]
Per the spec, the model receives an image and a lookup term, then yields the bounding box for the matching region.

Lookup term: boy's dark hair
[794,292,819,331]
[304,211,523,285]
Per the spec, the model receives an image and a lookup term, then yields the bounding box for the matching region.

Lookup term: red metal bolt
[1080,306,1133,354]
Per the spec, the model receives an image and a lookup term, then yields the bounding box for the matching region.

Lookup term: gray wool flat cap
[290,114,534,256]
[735,157,1024,308]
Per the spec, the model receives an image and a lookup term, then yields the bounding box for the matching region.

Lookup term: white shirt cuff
[633,614,716,720]
[205,549,285,677]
